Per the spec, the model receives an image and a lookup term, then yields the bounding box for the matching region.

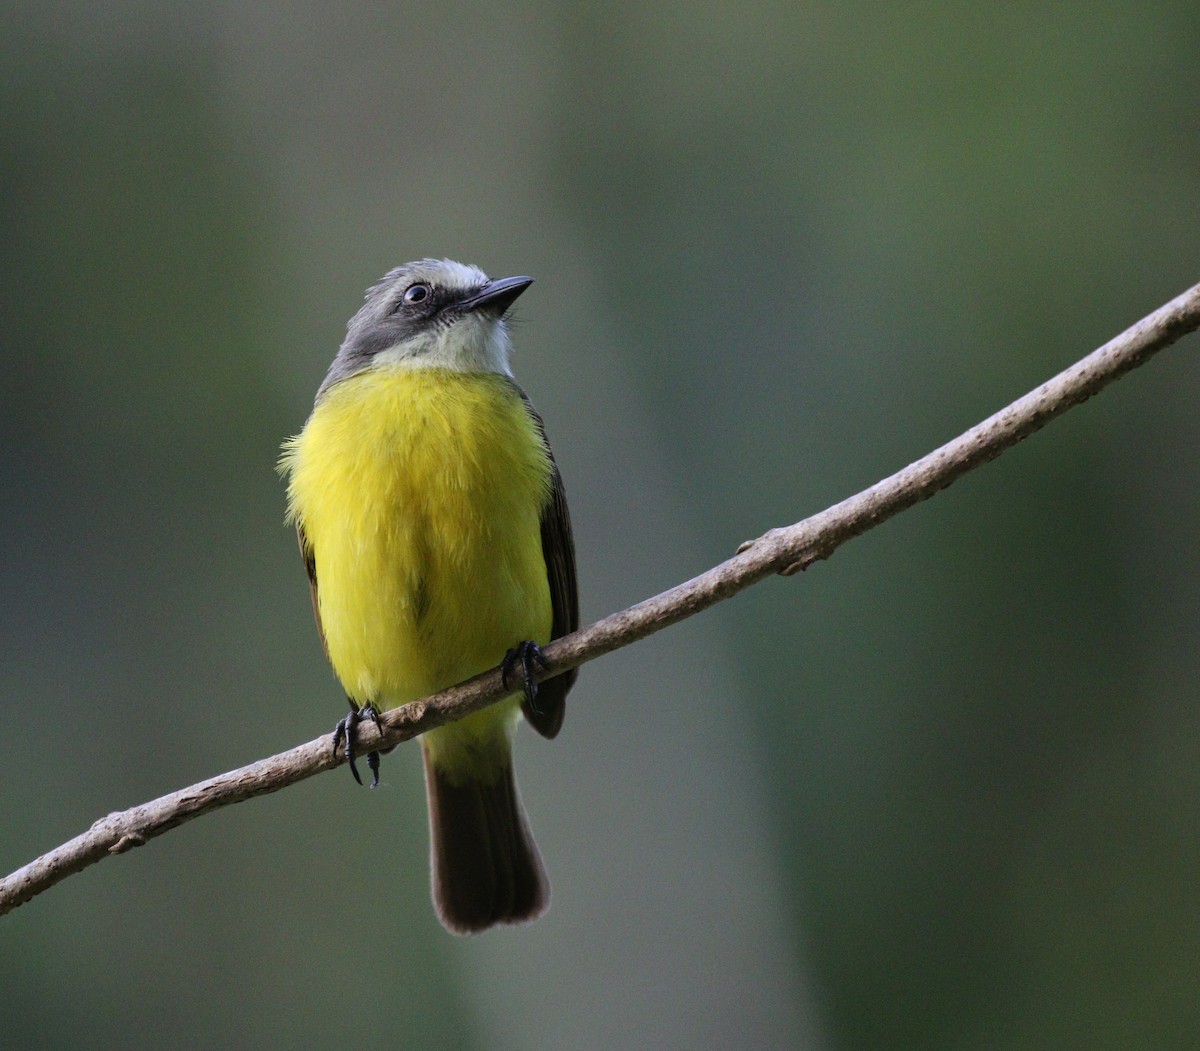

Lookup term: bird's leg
[502,641,550,715]
[332,697,383,788]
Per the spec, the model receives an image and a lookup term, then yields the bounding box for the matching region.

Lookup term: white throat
[371,311,514,376]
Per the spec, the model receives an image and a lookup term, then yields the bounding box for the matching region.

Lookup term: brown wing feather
[296,522,327,657]
[514,388,579,739]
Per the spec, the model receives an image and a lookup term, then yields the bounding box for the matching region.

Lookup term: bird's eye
[403,283,431,305]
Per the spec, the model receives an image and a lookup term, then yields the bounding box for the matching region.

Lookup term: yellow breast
[281,367,554,714]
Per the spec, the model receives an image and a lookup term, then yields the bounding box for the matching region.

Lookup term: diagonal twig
[3,280,1198,917]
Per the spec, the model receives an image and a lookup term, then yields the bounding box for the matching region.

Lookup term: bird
[279,258,578,934]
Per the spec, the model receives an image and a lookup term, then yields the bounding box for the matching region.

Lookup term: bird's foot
[332,699,383,788]
[502,641,549,714]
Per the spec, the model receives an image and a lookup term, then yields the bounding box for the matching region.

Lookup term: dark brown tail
[423,745,549,935]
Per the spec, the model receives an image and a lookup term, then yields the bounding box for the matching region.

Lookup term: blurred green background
[3,3,1199,1048]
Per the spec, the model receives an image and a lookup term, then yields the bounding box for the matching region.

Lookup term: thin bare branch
[3,281,1198,917]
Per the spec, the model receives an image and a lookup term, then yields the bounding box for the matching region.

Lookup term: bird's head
[320,258,533,395]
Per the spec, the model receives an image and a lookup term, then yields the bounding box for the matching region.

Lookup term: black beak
[460,275,534,315]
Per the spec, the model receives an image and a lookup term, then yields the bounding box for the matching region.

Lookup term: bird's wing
[296,522,328,658]
[516,389,579,739]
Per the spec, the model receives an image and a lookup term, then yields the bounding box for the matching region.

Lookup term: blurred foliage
[3,3,1199,1049]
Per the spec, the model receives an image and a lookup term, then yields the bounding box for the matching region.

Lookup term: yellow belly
[281,366,554,778]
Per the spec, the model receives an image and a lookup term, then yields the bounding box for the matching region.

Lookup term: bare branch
[3,281,1198,917]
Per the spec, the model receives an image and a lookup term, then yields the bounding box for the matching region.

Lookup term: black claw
[331,699,383,787]
[332,714,363,785]
[502,641,549,714]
